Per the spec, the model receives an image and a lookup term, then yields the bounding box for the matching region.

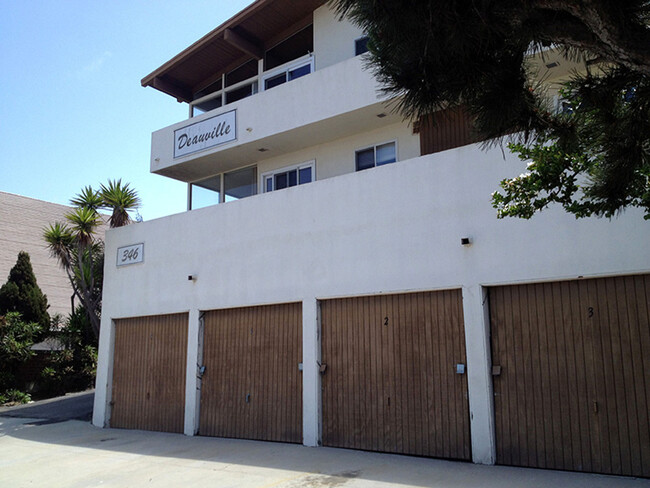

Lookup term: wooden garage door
[321,290,471,459]
[111,313,188,433]
[490,275,650,477]
[199,303,302,442]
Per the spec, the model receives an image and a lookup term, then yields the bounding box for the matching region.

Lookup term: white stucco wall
[94,144,650,463]
[255,121,420,183]
[313,4,365,71]
[151,55,386,180]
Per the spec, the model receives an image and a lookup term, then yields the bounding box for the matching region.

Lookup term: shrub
[0,389,31,406]
[0,252,50,333]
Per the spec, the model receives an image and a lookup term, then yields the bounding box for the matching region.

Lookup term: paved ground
[1,395,648,488]
[0,390,94,424]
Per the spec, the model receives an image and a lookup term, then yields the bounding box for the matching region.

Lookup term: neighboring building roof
[31,337,66,352]
[0,192,76,318]
[141,0,326,102]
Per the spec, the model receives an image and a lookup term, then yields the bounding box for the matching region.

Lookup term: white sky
[0,0,253,220]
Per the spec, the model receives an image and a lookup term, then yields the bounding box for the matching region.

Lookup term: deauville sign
[173,109,236,158]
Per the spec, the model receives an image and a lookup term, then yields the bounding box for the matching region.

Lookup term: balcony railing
[190,54,315,118]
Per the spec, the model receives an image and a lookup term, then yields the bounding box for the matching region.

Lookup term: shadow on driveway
[1,411,646,488]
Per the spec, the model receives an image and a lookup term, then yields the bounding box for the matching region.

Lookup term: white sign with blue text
[173,110,236,158]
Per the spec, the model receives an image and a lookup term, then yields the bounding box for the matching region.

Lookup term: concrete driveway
[0,390,94,424]
[0,395,648,488]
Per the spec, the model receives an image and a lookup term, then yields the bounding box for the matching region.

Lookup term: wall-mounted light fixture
[461,237,472,246]
[188,274,197,281]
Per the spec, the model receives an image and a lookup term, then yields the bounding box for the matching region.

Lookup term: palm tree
[44,181,140,340]
[100,179,141,228]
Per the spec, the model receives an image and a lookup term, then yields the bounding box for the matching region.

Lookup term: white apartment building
[93,0,650,478]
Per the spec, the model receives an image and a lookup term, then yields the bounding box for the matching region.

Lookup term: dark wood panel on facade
[199,302,302,443]
[111,313,188,433]
[490,275,650,477]
[419,106,480,156]
[321,290,471,459]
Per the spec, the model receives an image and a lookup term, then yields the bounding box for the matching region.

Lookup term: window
[355,36,369,56]
[225,82,258,104]
[355,142,397,171]
[265,25,313,71]
[225,59,258,87]
[262,57,313,91]
[190,175,221,210]
[189,166,257,209]
[224,166,257,201]
[261,161,315,192]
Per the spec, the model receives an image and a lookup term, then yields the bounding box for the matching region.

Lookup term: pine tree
[0,251,50,330]
[332,0,650,218]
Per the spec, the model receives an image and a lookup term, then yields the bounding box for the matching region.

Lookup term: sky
[0,0,253,221]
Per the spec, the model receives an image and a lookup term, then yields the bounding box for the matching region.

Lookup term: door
[111,313,188,433]
[199,302,302,442]
[490,275,650,477]
[321,290,471,459]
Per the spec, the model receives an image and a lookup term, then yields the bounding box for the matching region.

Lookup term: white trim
[260,160,316,193]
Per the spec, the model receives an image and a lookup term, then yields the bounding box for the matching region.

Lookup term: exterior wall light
[188,274,197,281]
[461,237,472,246]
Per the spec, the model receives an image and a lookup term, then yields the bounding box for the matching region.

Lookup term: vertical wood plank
[490,275,650,477]
[320,291,470,459]
[111,313,188,433]
[199,303,302,443]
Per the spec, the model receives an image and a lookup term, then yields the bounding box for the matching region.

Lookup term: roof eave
[140,0,269,90]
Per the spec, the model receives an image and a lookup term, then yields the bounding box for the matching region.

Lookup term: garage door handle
[246,394,251,403]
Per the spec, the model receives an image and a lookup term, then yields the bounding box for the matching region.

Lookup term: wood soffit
[141,0,327,103]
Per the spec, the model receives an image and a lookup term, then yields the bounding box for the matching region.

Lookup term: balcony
[149,55,400,183]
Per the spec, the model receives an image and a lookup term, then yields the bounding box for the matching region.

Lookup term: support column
[302,298,321,446]
[184,308,201,435]
[462,284,496,464]
[92,315,115,428]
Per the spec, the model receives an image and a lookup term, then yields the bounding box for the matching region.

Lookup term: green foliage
[0,312,41,400]
[493,71,650,219]
[44,180,140,340]
[40,307,97,397]
[332,0,650,218]
[0,389,31,406]
[100,179,141,227]
[0,252,50,331]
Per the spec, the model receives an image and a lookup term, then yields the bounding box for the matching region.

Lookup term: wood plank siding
[199,302,302,443]
[490,275,650,477]
[110,313,188,433]
[419,106,479,156]
[321,290,471,459]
